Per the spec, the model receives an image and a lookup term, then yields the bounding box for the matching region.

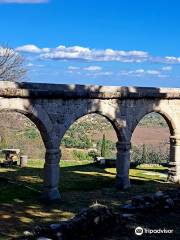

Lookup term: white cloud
[133,69,145,74]
[27,63,34,67]
[0,0,48,3]
[34,45,148,63]
[86,71,113,77]
[16,45,42,53]
[16,44,49,53]
[162,66,172,71]
[15,44,180,65]
[68,66,80,70]
[120,68,163,77]
[84,66,102,71]
[157,74,168,78]
[164,56,180,64]
[146,70,160,75]
[27,63,44,67]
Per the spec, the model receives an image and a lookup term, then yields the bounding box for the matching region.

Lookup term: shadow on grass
[0,162,179,239]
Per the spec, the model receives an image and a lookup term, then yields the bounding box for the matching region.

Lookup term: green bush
[73,150,93,161]
[88,150,98,159]
[131,144,169,164]
[24,129,39,139]
[97,138,116,158]
[62,132,93,149]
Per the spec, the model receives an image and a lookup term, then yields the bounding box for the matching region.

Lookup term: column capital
[170,135,180,146]
[116,141,131,151]
[45,148,61,164]
[46,148,61,155]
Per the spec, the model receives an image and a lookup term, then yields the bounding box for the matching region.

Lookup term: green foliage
[0,135,8,149]
[131,144,169,164]
[97,137,116,158]
[130,145,142,162]
[139,112,167,128]
[88,150,98,159]
[24,129,39,140]
[101,134,106,157]
[142,144,148,163]
[73,150,93,161]
[62,134,93,149]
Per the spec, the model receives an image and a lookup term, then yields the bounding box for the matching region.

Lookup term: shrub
[131,144,169,164]
[73,150,93,161]
[88,150,98,159]
[62,134,93,149]
[97,138,116,158]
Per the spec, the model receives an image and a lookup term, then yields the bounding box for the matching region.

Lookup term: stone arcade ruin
[0,81,180,201]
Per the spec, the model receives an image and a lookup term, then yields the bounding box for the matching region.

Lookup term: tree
[0,128,8,149]
[141,144,148,163]
[101,134,107,158]
[0,45,26,82]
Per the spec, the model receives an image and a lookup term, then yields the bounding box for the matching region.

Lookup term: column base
[168,161,180,183]
[42,188,61,202]
[116,176,131,190]
[168,175,180,183]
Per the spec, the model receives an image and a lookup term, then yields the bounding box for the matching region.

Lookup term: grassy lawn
[0,159,179,239]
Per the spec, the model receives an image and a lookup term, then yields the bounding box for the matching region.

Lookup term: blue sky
[0,0,180,87]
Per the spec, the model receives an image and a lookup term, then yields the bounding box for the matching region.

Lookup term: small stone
[122,213,135,220]
[37,238,52,240]
[121,204,136,212]
[24,231,33,236]
[165,198,174,207]
[56,231,63,238]
[154,191,164,198]
[132,196,144,206]
[94,216,100,224]
[144,195,155,203]
[50,223,61,230]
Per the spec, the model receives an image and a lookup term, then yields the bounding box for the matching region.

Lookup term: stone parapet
[1,81,180,99]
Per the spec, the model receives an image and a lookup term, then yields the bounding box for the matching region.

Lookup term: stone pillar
[168,135,180,183]
[43,148,61,201]
[116,141,131,189]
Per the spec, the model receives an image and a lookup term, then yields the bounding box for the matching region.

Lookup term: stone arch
[60,110,122,144]
[0,103,54,149]
[130,109,175,168]
[131,108,176,138]
[0,106,60,200]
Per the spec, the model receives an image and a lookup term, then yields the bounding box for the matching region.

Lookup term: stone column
[43,148,61,201]
[116,141,131,189]
[168,135,180,183]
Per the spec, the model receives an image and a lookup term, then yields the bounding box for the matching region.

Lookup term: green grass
[0,159,178,239]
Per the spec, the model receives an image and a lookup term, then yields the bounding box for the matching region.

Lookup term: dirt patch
[91,127,169,147]
[132,127,169,146]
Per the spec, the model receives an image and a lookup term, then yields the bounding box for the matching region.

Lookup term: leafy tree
[0,135,8,149]
[141,144,148,163]
[88,150,98,159]
[101,134,107,157]
[73,150,92,161]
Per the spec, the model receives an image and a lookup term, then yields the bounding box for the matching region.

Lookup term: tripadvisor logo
[135,226,174,235]
[135,227,143,236]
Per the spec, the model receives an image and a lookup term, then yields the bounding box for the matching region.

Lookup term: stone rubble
[21,203,120,240]
[20,189,180,240]
[121,188,180,212]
